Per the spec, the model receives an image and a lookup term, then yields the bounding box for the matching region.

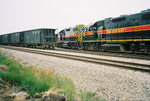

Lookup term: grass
[0,52,104,101]
[79,90,105,101]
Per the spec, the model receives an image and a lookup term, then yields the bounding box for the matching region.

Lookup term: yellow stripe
[65,24,150,38]
[107,24,150,33]
[57,41,76,43]
[104,39,145,42]
[58,39,150,43]
[78,26,86,32]
[143,39,150,41]
[78,26,84,31]
[133,39,143,41]
[83,40,101,42]
[97,24,150,34]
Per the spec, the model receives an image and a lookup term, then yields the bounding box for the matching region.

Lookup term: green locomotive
[57,9,150,54]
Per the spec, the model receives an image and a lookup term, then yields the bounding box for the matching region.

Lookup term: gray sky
[0,0,150,34]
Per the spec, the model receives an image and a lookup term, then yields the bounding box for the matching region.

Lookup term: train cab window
[66,28,70,31]
[59,33,62,40]
[93,27,96,31]
[89,27,92,31]
[98,26,103,30]
[86,28,89,31]
[73,28,78,31]
[141,13,150,20]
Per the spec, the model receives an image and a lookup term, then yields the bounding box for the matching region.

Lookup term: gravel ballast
[1,48,150,101]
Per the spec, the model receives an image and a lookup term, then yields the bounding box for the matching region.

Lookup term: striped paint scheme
[58,39,150,43]
[59,24,150,38]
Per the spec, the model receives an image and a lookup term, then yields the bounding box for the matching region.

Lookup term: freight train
[0,28,56,49]
[0,9,150,54]
[57,9,150,54]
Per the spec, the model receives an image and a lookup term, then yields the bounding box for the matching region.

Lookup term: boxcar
[23,28,56,49]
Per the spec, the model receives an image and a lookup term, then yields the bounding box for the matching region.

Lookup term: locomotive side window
[111,17,126,22]
[141,13,150,20]
[66,28,70,31]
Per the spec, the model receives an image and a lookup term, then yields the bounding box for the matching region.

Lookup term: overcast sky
[0,0,150,34]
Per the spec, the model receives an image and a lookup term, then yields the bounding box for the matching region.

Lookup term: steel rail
[1,45,150,73]
[54,48,150,60]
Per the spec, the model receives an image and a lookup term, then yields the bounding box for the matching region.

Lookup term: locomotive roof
[88,9,150,27]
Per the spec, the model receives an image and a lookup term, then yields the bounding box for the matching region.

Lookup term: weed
[55,75,76,101]
[0,52,104,101]
[79,90,105,101]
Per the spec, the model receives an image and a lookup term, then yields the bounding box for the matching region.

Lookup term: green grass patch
[0,52,104,101]
[79,90,105,101]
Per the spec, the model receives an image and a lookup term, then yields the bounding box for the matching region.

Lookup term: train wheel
[85,43,89,50]
[51,44,54,49]
[120,44,128,52]
[42,44,46,49]
[130,43,140,54]
[25,44,28,47]
[52,46,54,49]
[69,44,72,49]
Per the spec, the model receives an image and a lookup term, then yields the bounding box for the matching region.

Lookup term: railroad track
[55,47,150,60]
[1,45,150,73]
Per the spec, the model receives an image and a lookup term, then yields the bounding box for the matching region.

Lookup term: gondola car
[0,28,56,49]
[23,28,56,49]
[1,34,11,45]
[10,32,24,46]
[0,35,2,45]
